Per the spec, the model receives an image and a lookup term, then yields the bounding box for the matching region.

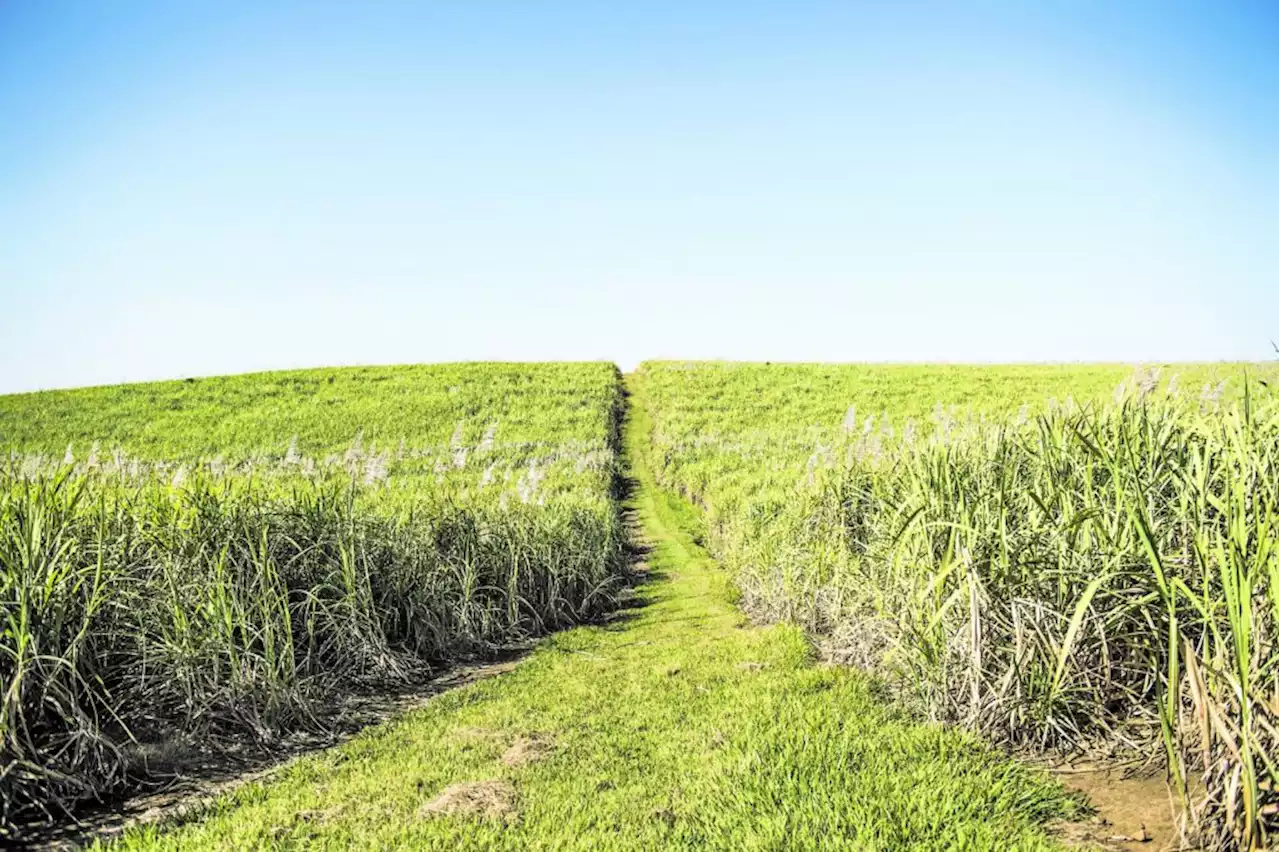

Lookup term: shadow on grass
[16,646,538,850]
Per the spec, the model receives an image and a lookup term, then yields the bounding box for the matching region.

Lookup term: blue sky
[0,1,1275,392]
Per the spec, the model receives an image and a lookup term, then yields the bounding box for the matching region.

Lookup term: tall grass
[638,362,1278,849]
[0,363,629,836]
[0,462,626,830]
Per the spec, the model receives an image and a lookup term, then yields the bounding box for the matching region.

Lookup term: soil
[421,780,519,824]
[1053,763,1185,851]
[499,734,556,768]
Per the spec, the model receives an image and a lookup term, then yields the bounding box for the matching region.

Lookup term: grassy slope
[109,379,1079,851]
[636,360,1274,516]
[0,362,618,459]
[638,362,1270,426]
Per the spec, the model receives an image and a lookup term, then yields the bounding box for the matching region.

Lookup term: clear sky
[1,1,1275,392]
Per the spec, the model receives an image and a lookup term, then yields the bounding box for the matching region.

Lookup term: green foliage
[102,390,1079,850]
[637,360,1278,849]
[0,363,628,834]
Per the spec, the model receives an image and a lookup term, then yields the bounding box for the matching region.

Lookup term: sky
[0,1,1275,392]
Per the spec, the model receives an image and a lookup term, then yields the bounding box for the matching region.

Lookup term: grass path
[108,383,1081,851]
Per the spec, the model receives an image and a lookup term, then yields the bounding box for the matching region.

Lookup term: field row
[635,361,1277,849]
[0,363,628,833]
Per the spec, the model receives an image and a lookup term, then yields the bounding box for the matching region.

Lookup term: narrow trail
[108,379,1084,851]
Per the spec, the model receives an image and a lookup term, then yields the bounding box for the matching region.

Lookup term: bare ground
[1052,763,1186,851]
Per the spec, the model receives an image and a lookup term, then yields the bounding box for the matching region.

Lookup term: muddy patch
[1053,764,1182,850]
[422,780,519,824]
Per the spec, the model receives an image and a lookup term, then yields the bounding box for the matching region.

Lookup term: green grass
[0,362,618,461]
[637,361,1270,504]
[0,361,626,507]
[106,383,1081,851]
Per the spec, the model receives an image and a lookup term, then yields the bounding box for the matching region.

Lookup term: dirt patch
[1053,765,1183,850]
[735,661,767,671]
[500,734,556,768]
[422,780,519,824]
